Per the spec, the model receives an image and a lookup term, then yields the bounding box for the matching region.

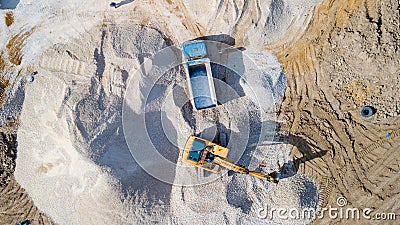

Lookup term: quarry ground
[267,0,400,224]
[0,0,399,224]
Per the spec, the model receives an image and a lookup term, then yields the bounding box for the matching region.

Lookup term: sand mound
[14,24,174,224]
[7,0,323,224]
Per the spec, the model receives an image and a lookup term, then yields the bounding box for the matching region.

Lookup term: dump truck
[181,40,217,110]
[182,135,280,183]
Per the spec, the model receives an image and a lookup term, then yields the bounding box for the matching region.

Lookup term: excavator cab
[183,135,230,173]
[182,135,280,183]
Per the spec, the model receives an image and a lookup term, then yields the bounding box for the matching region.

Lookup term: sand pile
[14,24,174,224]
[1,0,324,224]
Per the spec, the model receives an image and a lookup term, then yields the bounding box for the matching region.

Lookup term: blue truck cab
[181,40,217,110]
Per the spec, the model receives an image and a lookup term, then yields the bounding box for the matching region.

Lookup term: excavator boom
[213,156,248,174]
[214,156,279,183]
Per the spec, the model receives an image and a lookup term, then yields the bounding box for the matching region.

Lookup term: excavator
[182,135,280,183]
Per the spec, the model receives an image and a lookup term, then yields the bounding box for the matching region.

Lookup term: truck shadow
[194,34,236,46]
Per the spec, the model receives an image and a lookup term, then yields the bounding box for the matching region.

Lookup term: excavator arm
[213,156,248,174]
[213,155,280,183]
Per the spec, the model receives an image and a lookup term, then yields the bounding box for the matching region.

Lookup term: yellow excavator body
[182,135,280,183]
[182,135,229,173]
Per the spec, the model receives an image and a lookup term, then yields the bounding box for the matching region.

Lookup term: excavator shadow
[272,131,328,179]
